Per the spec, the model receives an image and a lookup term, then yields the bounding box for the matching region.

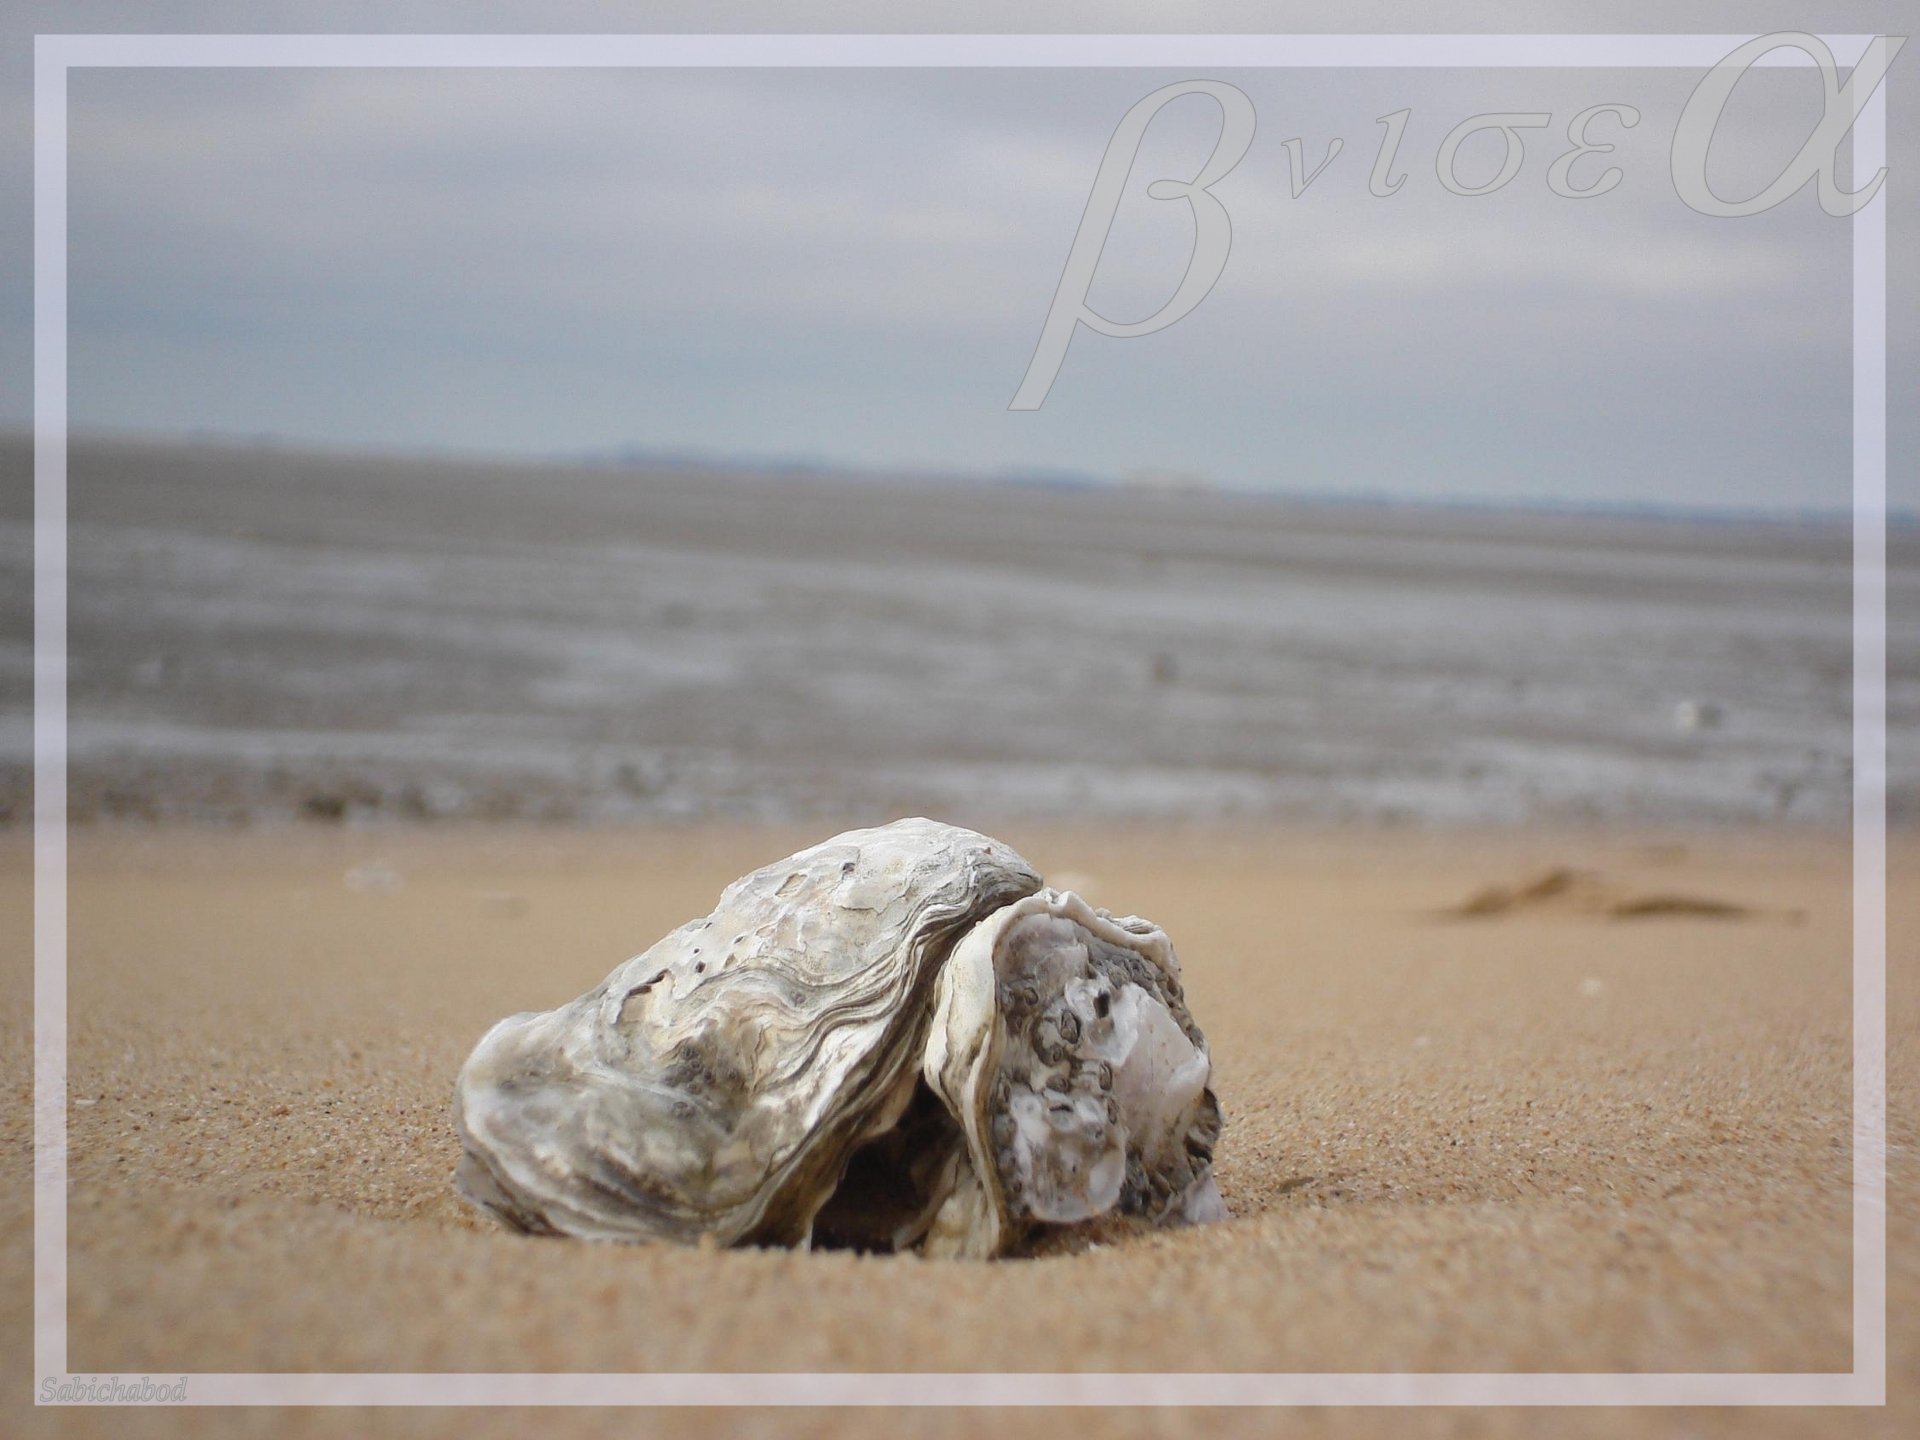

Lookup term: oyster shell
[922,889,1226,1258]
[454,817,1225,1257]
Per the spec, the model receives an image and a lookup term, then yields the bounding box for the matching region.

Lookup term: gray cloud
[4,3,1912,513]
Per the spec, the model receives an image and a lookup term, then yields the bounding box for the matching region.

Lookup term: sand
[3,820,1916,1439]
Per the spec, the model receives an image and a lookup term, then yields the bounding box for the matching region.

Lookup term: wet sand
[7,434,1907,831]
[3,821,1916,1439]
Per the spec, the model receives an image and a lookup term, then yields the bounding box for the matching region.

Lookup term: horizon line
[7,424,1894,528]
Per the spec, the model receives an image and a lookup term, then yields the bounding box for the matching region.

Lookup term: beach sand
[3,821,1915,1439]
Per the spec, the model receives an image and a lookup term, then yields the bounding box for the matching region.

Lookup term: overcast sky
[7,3,1915,513]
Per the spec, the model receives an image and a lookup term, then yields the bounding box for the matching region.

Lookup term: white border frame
[31,32,1888,1408]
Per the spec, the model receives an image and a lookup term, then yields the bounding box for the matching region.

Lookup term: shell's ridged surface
[923,891,1225,1258]
[454,818,1041,1245]
[453,816,1224,1258]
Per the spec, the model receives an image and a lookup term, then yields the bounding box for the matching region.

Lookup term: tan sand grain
[2,823,1915,1440]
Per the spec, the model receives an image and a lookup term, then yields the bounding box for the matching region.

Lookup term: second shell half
[453,817,1225,1258]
